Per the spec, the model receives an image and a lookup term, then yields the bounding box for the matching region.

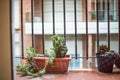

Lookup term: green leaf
[38,69,45,75]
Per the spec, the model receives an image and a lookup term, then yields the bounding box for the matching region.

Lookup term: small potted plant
[33,35,71,73]
[96,44,115,73]
[115,55,120,69]
[114,52,120,69]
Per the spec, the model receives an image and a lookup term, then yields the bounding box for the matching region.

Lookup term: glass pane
[69,58,97,69]
[110,0,119,52]
[12,0,119,71]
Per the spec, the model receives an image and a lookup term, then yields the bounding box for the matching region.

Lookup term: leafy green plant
[45,49,55,67]
[17,46,46,77]
[26,46,36,58]
[51,35,68,58]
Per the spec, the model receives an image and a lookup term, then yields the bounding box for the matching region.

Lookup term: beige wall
[0,0,12,80]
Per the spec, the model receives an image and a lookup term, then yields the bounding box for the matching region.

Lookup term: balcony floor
[16,70,120,80]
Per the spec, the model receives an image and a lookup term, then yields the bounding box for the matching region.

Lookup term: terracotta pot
[33,55,71,73]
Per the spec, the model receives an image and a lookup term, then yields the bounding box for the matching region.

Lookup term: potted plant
[17,35,71,77]
[96,44,115,73]
[33,35,71,73]
[114,52,120,69]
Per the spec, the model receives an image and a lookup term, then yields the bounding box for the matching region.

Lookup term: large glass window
[12,0,119,70]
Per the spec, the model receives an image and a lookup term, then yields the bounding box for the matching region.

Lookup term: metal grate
[18,0,120,59]
[31,0,34,48]
[20,0,24,59]
[85,0,88,59]
[118,0,120,54]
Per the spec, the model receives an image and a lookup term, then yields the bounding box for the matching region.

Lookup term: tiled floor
[16,70,120,80]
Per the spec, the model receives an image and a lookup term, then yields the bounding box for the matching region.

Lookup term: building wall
[0,0,12,80]
[22,0,43,54]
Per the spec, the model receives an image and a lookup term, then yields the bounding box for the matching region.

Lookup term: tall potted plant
[96,44,115,73]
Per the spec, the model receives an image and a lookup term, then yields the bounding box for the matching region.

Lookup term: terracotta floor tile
[16,71,120,80]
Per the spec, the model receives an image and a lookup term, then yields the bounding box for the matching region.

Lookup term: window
[12,0,119,69]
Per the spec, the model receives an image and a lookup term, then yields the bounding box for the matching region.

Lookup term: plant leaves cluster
[98,44,109,54]
[98,44,116,57]
[17,46,46,77]
[51,35,68,58]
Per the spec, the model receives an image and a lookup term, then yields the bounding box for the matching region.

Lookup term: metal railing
[19,0,120,59]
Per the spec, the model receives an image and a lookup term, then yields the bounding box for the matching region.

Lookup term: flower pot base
[96,53,115,73]
[33,55,71,73]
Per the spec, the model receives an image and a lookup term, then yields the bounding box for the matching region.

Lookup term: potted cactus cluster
[17,35,71,77]
[96,44,115,73]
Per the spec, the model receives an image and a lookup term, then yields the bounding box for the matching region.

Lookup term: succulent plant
[98,44,109,54]
[51,35,68,58]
